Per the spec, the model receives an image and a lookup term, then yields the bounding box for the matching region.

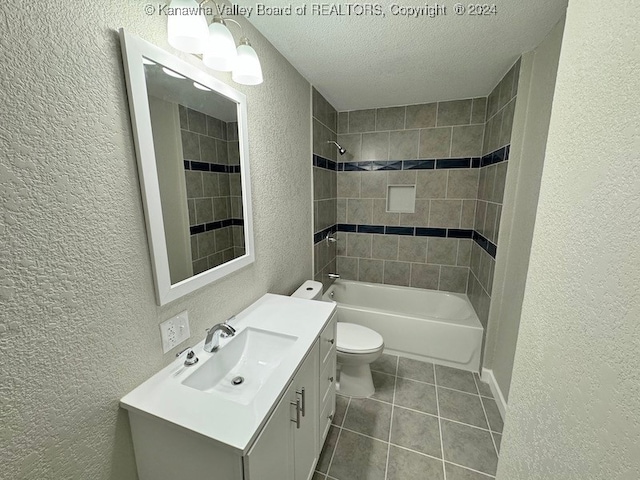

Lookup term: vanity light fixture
[166,0,209,53]
[166,0,263,85]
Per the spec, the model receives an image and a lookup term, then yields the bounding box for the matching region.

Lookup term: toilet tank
[291,280,323,300]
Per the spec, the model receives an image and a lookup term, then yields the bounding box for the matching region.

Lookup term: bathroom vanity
[120,294,337,480]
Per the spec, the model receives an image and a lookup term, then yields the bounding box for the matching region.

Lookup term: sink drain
[231,376,244,386]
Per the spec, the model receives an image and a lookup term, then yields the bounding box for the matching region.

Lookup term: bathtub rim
[323,279,482,330]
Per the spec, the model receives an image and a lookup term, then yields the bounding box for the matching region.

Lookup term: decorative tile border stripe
[190,218,244,236]
[312,154,339,171]
[313,224,338,244]
[184,161,241,174]
[313,223,497,258]
[312,145,510,173]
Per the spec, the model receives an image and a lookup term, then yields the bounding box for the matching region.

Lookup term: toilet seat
[337,323,384,354]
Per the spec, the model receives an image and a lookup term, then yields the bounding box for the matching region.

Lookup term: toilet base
[337,363,375,398]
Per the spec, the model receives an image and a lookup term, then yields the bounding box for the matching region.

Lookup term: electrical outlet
[160,311,191,353]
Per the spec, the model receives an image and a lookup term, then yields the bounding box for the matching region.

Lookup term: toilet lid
[337,323,384,354]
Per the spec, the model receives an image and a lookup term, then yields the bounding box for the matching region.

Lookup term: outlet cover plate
[160,310,191,353]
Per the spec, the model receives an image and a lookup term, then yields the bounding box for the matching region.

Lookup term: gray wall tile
[416,170,447,198]
[388,170,417,185]
[427,238,458,265]
[372,199,400,225]
[347,233,372,258]
[457,239,472,267]
[338,172,361,198]
[349,109,376,133]
[410,263,440,289]
[187,108,207,134]
[389,130,419,160]
[347,198,373,224]
[471,97,487,124]
[384,261,411,286]
[361,132,390,161]
[337,133,362,162]
[337,256,358,280]
[398,236,427,263]
[399,199,430,227]
[372,234,399,260]
[199,135,217,163]
[439,266,468,293]
[359,258,384,283]
[461,199,477,229]
[185,171,203,198]
[447,169,480,199]
[437,99,472,126]
[337,198,347,223]
[406,103,437,129]
[419,127,452,158]
[429,200,462,228]
[338,112,349,134]
[451,125,484,157]
[361,171,388,198]
[194,198,213,224]
[500,98,516,147]
[376,106,406,131]
[181,129,201,161]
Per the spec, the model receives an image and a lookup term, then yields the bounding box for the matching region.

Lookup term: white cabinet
[126,312,337,480]
[245,341,318,480]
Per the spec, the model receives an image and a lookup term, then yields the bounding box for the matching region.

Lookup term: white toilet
[292,280,384,398]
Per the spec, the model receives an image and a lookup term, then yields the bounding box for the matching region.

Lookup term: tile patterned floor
[314,354,503,480]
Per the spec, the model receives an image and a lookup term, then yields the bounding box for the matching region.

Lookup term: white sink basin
[182,327,298,404]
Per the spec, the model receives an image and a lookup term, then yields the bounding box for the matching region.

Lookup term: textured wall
[0,2,311,479]
[483,18,565,400]
[496,0,640,478]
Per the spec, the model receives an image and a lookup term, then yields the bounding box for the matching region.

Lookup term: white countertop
[120,294,336,455]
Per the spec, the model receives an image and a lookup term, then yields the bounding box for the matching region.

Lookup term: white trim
[119,30,255,305]
[481,368,507,420]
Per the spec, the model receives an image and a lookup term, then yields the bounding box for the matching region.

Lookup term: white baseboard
[481,368,507,420]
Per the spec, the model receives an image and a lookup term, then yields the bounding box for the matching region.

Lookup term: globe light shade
[202,21,237,72]
[232,40,263,86]
[167,0,208,54]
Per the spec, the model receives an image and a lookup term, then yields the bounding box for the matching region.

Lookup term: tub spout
[327,273,340,279]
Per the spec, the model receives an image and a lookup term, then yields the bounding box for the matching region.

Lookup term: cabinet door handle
[329,376,334,383]
[290,399,301,429]
[328,338,335,345]
[296,388,306,417]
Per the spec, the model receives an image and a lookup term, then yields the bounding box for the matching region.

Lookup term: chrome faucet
[327,273,340,279]
[204,322,236,352]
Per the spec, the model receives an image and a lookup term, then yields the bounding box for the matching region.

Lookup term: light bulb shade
[167,0,208,54]
[232,43,263,86]
[202,22,237,72]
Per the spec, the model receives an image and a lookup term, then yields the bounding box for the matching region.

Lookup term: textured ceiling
[238,0,568,110]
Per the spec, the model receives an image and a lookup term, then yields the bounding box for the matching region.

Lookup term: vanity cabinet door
[245,391,294,480]
[291,341,319,480]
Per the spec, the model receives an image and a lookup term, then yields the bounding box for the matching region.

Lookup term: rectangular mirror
[120,30,254,305]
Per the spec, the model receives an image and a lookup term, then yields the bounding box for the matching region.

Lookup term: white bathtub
[323,280,483,372]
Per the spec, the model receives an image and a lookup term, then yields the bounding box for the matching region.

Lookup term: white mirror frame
[119,29,255,305]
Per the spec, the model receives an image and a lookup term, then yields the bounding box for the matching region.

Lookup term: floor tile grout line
[474,374,500,458]
[372,369,495,399]
[325,397,350,478]
[338,395,501,435]
[384,355,400,480]
[434,363,447,480]
[389,443,497,479]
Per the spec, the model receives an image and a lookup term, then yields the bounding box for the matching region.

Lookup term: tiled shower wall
[468,61,520,328]
[310,60,521,308]
[179,106,245,275]
[333,98,487,292]
[312,88,338,291]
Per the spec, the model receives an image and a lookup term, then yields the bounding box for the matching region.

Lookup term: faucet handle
[176,347,199,366]
[221,316,237,338]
